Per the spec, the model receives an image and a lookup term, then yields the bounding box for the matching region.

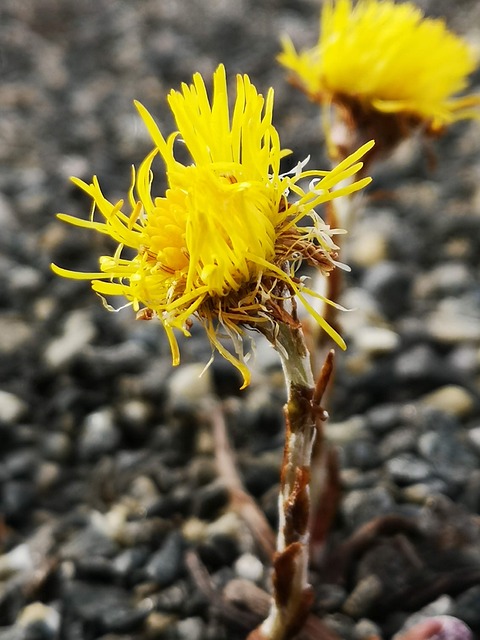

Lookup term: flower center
[144,165,278,299]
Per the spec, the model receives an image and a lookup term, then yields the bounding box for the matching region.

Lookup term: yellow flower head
[52,65,373,387]
[279,0,480,137]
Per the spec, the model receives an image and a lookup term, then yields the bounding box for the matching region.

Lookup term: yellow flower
[279,0,480,134]
[52,65,373,387]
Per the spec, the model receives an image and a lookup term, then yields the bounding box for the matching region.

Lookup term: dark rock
[63,580,148,635]
[453,586,480,632]
[1,480,36,523]
[74,556,118,583]
[146,488,192,519]
[242,456,280,498]
[315,583,347,612]
[366,403,404,434]
[144,531,185,588]
[4,450,38,480]
[341,486,394,531]
[418,430,478,485]
[341,439,380,471]
[192,481,229,520]
[362,261,412,319]
[112,547,149,585]
[60,525,119,561]
[197,534,240,571]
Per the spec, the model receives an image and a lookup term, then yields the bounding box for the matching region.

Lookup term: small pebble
[44,309,96,369]
[354,326,400,355]
[402,480,450,504]
[386,454,434,485]
[341,486,394,530]
[144,531,185,588]
[427,308,480,344]
[234,552,264,583]
[0,543,33,579]
[398,596,455,633]
[175,616,205,640]
[354,618,383,640]
[362,261,412,320]
[78,408,121,461]
[17,602,60,638]
[349,229,388,268]
[326,416,369,444]
[466,426,480,455]
[0,390,28,424]
[419,385,475,418]
[167,363,213,408]
[417,430,477,484]
[453,584,480,631]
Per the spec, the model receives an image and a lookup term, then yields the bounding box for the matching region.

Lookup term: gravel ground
[1,1,480,639]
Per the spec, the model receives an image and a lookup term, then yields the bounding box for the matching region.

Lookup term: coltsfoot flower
[52,65,372,387]
[279,0,480,156]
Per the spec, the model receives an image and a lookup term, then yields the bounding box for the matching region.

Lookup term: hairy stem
[249,322,332,640]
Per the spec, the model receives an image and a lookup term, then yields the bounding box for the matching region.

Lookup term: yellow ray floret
[278,0,480,130]
[52,64,373,387]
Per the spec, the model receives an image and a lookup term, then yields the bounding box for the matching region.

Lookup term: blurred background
[1,1,480,639]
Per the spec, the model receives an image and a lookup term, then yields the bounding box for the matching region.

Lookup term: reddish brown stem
[249,324,334,640]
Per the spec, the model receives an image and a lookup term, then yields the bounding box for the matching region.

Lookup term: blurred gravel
[1,1,480,639]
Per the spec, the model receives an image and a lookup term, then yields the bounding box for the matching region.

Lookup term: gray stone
[44,309,96,369]
[386,453,434,485]
[144,531,184,588]
[378,426,417,460]
[415,263,475,298]
[41,432,72,462]
[466,426,480,455]
[175,616,205,640]
[362,261,412,320]
[354,618,383,640]
[394,344,444,382]
[341,486,394,530]
[343,574,383,617]
[428,307,480,344]
[366,403,403,434]
[418,430,478,484]
[78,408,120,461]
[341,438,380,471]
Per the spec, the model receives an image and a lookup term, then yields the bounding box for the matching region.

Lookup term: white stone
[348,229,388,268]
[354,326,400,355]
[0,390,27,424]
[18,602,60,633]
[44,309,96,369]
[325,416,369,444]
[0,543,33,578]
[167,363,213,403]
[234,552,264,583]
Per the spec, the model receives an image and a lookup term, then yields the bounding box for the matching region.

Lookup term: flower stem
[249,322,333,640]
